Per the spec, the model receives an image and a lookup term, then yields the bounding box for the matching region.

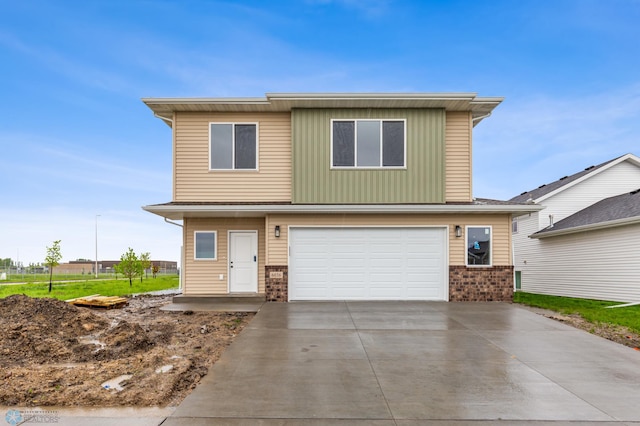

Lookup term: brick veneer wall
[449,265,514,302]
[265,265,288,302]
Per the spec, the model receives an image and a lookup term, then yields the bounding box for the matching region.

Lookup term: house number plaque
[269,271,284,279]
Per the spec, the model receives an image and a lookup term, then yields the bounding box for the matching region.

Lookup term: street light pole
[95,214,101,278]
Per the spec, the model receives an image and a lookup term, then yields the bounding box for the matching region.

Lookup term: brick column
[265,265,288,302]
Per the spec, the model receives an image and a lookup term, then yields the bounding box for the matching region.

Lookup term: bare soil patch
[526,306,640,351]
[0,294,254,407]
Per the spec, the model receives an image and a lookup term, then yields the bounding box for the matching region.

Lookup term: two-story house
[510,153,640,302]
[142,93,539,302]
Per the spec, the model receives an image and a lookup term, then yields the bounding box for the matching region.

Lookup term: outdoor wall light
[275,225,281,238]
[455,225,462,238]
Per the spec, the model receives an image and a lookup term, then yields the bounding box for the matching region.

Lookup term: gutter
[472,112,491,123]
[153,112,174,126]
[164,217,182,228]
[143,202,544,220]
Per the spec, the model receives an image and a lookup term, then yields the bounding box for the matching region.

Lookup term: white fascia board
[265,92,479,100]
[143,203,543,220]
[141,97,270,105]
[530,215,640,239]
[535,154,640,204]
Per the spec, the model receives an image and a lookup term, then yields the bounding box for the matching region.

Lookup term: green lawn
[0,269,176,285]
[514,291,640,334]
[1,273,128,283]
[0,275,179,300]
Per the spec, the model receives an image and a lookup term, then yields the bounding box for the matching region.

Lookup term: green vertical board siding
[292,108,445,204]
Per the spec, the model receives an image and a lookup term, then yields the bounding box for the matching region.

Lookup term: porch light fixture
[274,225,281,238]
[455,225,462,238]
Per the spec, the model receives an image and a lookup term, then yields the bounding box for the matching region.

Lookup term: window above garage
[331,119,405,168]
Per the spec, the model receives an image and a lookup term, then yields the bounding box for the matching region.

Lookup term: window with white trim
[466,226,492,266]
[512,217,518,234]
[194,231,217,260]
[210,123,257,170]
[332,119,405,168]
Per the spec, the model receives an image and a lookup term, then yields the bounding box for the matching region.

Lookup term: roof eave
[531,215,640,239]
[141,92,504,123]
[534,154,640,203]
[142,203,543,220]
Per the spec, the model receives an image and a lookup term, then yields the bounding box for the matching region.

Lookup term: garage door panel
[332,288,367,298]
[289,227,447,301]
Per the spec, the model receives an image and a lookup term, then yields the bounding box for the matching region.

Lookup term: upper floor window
[512,217,518,234]
[466,226,492,267]
[331,119,405,168]
[210,123,257,170]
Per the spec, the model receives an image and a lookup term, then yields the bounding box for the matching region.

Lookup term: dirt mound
[0,295,109,365]
[0,294,254,407]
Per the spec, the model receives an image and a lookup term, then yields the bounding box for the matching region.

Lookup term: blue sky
[1,0,639,265]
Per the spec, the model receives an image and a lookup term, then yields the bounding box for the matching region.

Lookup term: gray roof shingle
[509,156,622,203]
[533,189,640,236]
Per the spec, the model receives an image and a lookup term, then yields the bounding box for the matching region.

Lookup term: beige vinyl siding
[183,217,265,295]
[174,112,291,202]
[521,224,640,302]
[445,111,472,202]
[266,213,511,266]
[292,108,445,204]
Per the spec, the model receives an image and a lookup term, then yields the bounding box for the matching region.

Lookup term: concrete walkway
[160,301,640,425]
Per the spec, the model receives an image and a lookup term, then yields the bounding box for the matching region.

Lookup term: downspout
[163,217,184,291]
[154,113,182,290]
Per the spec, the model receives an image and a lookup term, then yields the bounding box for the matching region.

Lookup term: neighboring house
[142,93,539,302]
[54,260,178,275]
[510,153,640,302]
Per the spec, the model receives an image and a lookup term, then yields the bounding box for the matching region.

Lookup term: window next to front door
[194,231,217,260]
[210,123,258,170]
[466,226,492,266]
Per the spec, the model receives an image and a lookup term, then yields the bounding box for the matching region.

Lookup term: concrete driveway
[164,302,640,425]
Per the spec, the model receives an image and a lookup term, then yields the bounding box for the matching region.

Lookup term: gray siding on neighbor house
[292,108,445,204]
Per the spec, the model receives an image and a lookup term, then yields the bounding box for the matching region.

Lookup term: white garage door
[289,227,447,301]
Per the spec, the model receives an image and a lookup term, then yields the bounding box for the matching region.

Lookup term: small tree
[44,240,62,293]
[115,248,140,287]
[139,252,151,281]
[152,264,159,278]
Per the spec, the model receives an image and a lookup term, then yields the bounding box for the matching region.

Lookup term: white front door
[229,231,258,293]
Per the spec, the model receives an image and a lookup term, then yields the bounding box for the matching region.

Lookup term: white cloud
[473,84,640,199]
[0,32,134,94]
[0,206,181,266]
[1,132,171,199]
[305,0,391,18]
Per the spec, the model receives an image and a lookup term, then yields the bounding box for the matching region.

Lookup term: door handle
[254,255,257,262]
[230,261,233,269]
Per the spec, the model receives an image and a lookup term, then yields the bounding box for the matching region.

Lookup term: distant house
[142,92,539,302]
[510,153,640,302]
[54,260,178,275]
